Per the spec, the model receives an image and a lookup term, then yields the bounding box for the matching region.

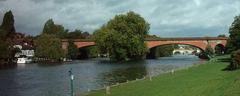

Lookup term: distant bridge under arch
[62,37,228,58]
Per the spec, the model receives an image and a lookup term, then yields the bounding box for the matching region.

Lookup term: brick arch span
[146,38,227,51]
[146,41,207,51]
[62,37,228,51]
[61,39,95,50]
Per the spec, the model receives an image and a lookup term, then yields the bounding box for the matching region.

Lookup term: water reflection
[101,65,147,85]
[0,55,205,96]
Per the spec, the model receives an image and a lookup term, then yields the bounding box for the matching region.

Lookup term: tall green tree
[0,40,10,59]
[226,15,240,53]
[35,34,65,61]
[0,10,15,38]
[42,19,67,38]
[205,44,214,57]
[67,40,78,59]
[0,11,17,65]
[94,11,149,61]
[0,29,7,40]
[66,29,82,39]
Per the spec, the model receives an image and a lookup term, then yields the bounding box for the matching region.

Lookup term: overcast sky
[0,0,240,37]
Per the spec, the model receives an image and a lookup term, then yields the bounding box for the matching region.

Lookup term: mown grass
[86,55,240,96]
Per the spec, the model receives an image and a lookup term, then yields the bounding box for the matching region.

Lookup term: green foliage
[35,34,65,61]
[226,15,240,53]
[67,40,78,59]
[205,44,214,57]
[0,28,7,40]
[66,29,82,39]
[217,34,226,37]
[226,50,240,70]
[87,55,240,96]
[0,10,15,37]
[87,46,100,58]
[156,45,174,57]
[0,40,10,58]
[215,45,224,55]
[42,19,67,38]
[65,29,92,39]
[94,11,149,61]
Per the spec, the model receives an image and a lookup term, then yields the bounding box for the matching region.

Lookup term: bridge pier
[146,47,157,59]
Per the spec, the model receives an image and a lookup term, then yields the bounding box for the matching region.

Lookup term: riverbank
[86,55,240,96]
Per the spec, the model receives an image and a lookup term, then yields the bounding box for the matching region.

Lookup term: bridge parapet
[61,37,228,51]
[145,37,228,41]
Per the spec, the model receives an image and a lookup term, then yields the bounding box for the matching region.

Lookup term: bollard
[126,80,129,83]
[171,69,175,74]
[106,86,110,95]
[149,75,152,81]
[68,69,74,96]
[88,88,90,92]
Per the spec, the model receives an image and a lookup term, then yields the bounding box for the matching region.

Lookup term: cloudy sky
[0,0,240,37]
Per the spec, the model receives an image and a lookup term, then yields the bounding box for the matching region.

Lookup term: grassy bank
[86,55,240,96]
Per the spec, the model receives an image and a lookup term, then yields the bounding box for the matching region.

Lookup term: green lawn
[86,55,240,96]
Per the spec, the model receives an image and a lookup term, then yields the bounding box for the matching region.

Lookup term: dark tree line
[225,15,240,70]
[35,19,94,62]
[0,11,17,67]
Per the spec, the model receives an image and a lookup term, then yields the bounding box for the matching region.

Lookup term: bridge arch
[146,43,204,59]
[214,44,225,54]
[62,37,228,59]
[146,41,207,51]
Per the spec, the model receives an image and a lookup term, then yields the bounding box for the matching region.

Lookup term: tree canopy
[0,10,16,62]
[42,19,67,38]
[35,34,65,61]
[94,11,149,61]
[226,15,240,53]
[0,10,15,38]
[205,44,214,58]
[67,40,78,59]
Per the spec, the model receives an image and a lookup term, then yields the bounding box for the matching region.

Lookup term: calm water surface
[0,55,205,96]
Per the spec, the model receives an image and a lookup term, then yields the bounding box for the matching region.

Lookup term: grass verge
[86,55,240,96]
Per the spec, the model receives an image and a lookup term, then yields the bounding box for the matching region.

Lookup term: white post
[106,86,110,95]
[171,69,174,74]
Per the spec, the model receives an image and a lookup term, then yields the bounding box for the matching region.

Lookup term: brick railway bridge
[62,37,228,59]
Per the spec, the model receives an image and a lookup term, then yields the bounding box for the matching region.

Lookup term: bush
[227,50,240,70]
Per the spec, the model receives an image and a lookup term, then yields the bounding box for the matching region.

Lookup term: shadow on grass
[217,57,236,71]
[218,57,231,63]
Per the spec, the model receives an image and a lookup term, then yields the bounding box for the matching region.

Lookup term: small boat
[17,55,32,64]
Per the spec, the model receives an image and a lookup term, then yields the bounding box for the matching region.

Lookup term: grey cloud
[0,0,240,36]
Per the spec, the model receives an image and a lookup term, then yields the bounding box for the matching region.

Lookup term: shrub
[227,50,240,70]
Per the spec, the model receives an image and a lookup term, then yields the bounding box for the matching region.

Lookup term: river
[0,55,205,96]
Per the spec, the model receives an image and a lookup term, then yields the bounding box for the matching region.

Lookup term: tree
[87,46,100,58]
[225,50,240,70]
[226,15,240,53]
[0,11,17,65]
[218,34,226,37]
[35,34,65,61]
[0,10,15,38]
[66,29,82,39]
[0,40,10,59]
[94,11,149,61]
[42,19,67,38]
[205,44,214,57]
[0,29,7,40]
[67,40,78,59]
[215,45,224,55]
[156,45,174,57]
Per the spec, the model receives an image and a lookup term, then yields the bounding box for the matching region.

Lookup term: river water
[0,55,205,96]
